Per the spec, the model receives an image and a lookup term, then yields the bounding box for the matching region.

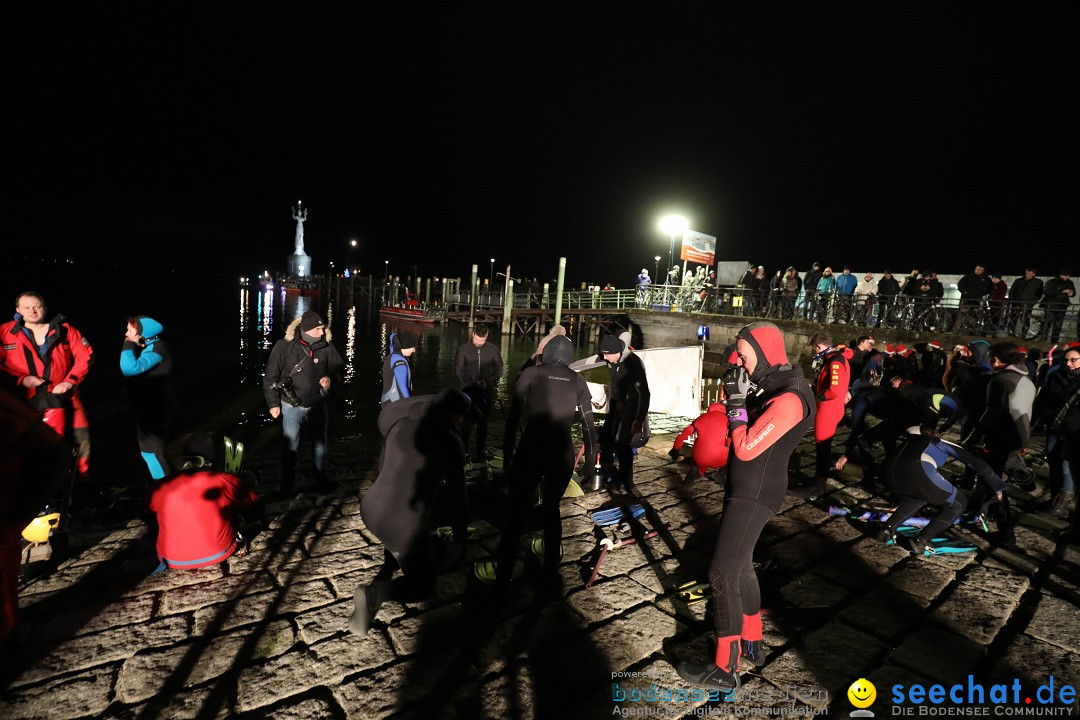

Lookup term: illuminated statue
[291,204,308,255]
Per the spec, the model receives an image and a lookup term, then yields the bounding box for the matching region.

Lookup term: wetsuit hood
[433,387,471,416]
[736,321,791,383]
[134,316,163,340]
[969,340,990,366]
[542,335,573,366]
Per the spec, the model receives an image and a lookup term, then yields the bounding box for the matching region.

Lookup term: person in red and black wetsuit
[806,332,851,500]
[0,291,93,479]
[676,321,815,693]
[669,403,730,484]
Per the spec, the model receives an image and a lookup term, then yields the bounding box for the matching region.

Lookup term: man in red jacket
[0,292,93,477]
[806,331,851,500]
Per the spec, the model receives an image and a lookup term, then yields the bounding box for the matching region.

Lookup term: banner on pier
[680,230,716,266]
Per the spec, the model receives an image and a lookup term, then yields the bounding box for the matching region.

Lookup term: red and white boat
[379,293,441,324]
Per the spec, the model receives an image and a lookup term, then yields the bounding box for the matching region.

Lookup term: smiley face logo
[847,678,876,708]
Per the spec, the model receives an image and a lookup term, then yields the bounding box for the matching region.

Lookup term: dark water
[2,258,602,488]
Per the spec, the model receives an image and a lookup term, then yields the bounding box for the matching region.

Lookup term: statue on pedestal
[292,204,308,256]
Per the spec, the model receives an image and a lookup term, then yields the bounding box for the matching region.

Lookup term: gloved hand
[723,366,750,430]
[668,447,681,461]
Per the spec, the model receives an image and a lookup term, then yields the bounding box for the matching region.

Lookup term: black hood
[543,335,573,366]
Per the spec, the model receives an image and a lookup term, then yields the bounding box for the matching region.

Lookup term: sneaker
[675,661,740,694]
[474,560,498,583]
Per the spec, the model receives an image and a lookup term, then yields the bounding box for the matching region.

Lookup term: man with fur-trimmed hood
[263,311,343,495]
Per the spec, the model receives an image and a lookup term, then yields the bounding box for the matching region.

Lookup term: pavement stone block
[982,546,1043,578]
[767,533,837,571]
[474,600,589,675]
[566,575,656,623]
[116,564,225,597]
[192,579,336,635]
[1024,595,1080,654]
[101,684,231,720]
[814,538,907,590]
[160,571,277,615]
[2,665,117,720]
[386,603,465,656]
[17,562,111,598]
[270,548,381,586]
[236,632,394,712]
[585,604,689,672]
[3,615,190,688]
[258,695,345,720]
[817,518,866,543]
[303,529,370,555]
[838,588,931,641]
[963,564,1031,602]
[990,633,1080,691]
[628,557,698,595]
[762,622,888,699]
[592,541,655,579]
[882,560,956,602]
[929,582,1016,644]
[26,593,157,642]
[779,572,851,609]
[890,625,988,684]
[865,663,935,705]
[57,541,130,569]
[116,619,295,703]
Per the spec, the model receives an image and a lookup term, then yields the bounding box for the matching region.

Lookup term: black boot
[1050,490,1075,520]
[740,639,766,669]
[676,636,741,693]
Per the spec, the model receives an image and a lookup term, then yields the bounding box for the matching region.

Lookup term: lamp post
[489,258,495,288]
[654,255,661,283]
[659,214,689,281]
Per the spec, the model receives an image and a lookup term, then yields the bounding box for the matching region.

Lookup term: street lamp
[384,260,389,282]
[489,258,495,288]
[659,214,689,281]
[654,255,661,283]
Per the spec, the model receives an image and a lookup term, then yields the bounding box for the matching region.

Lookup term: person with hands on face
[676,322,814,694]
[120,316,174,481]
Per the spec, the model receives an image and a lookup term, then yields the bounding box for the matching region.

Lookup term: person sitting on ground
[148,432,261,571]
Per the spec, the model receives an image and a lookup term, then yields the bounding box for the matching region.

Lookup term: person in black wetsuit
[676,321,815,693]
[597,334,650,491]
[455,323,504,461]
[349,389,471,636]
[480,335,597,592]
[878,427,1005,555]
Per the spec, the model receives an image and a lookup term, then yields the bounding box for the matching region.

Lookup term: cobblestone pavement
[2,425,1079,719]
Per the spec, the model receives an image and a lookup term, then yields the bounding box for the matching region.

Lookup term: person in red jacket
[149,433,261,571]
[806,331,851,500]
[669,403,730,483]
[0,292,93,477]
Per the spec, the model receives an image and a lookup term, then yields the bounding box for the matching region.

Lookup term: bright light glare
[654,255,661,262]
[659,214,689,235]
[350,239,357,247]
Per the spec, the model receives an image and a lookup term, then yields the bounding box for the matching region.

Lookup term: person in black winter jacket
[263,311,344,494]
[1040,269,1076,343]
[1034,345,1080,518]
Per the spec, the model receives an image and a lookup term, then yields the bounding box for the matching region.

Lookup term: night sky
[9,7,1078,285]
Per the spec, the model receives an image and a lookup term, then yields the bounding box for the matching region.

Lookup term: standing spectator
[901,269,922,298]
[120,316,174,481]
[925,271,945,302]
[1041,269,1076,343]
[636,268,651,288]
[854,272,878,325]
[597,334,650,492]
[1008,267,1044,337]
[957,264,993,304]
[455,323,504,462]
[263,311,344,494]
[380,331,418,406]
[987,274,1008,330]
[780,267,800,319]
[1034,345,1080,518]
[0,291,93,480]
[802,262,823,319]
[833,267,858,324]
[815,267,836,322]
[876,269,901,326]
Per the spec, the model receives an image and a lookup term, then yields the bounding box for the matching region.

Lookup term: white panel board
[584,345,702,417]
